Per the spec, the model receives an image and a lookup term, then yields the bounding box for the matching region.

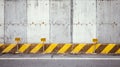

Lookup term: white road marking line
[0,58,120,60]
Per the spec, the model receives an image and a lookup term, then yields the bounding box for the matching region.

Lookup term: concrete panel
[73,24,96,43]
[4,0,27,43]
[97,0,120,23]
[27,0,49,43]
[97,24,120,43]
[97,0,120,43]
[73,0,96,43]
[0,0,4,43]
[50,0,71,43]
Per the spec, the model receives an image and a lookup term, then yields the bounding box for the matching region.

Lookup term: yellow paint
[18,44,31,53]
[0,44,3,47]
[92,38,98,43]
[44,43,57,53]
[57,44,71,54]
[41,38,46,42]
[115,49,120,54]
[95,44,101,50]
[15,37,21,42]
[71,44,85,54]
[86,45,94,53]
[101,44,115,54]
[30,44,43,53]
[2,44,16,53]
[86,44,101,53]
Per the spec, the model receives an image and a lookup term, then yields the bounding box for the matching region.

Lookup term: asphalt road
[0,54,120,67]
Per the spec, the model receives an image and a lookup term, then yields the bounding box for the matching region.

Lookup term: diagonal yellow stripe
[57,44,71,54]
[44,43,57,53]
[71,44,85,54]
[86,45,94,54]
[86,44,101,53]
[101,44,115,54]
[95,44,101,50]
[30,44,43,53]
[0,44,3,47]
[2,44,16,53]
[115,49,120,54]
[18,44,31,53]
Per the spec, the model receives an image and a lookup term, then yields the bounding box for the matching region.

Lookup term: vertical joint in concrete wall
[4,0,5,44]
[26,0,28,43]
[70,0,73,43]
[96,0,97,39]
[49,0,51,43]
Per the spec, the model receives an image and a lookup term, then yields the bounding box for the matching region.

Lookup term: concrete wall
[0,0,120,43]
[73,0,96,43]
[97,0,120,43]
[0,0,4,43]
[27,0,49,43]
[4,0,27,43]
[49,0,72,43]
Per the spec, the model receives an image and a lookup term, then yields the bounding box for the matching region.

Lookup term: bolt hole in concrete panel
[27,0,49,43]
[4,0,27,43]
[73,0,96,43]
[0,0,4,43]
[50,0,72,43]
[97,0,120,43]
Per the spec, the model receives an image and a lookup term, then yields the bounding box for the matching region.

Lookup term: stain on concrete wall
[97,0,120,43]
[49,0,72,43]
[73,0,96,43]
[27,0,49,43]
[4,0,27,43]
[0,0,4,43]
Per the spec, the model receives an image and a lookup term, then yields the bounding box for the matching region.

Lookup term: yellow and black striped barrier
[0,43,120,54]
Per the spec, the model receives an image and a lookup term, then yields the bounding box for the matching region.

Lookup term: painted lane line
[0,58,120,60]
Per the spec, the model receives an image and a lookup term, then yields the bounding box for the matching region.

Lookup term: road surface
[0,54,120,67]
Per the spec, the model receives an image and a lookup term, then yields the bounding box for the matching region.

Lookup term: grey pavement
[0,54,120,67]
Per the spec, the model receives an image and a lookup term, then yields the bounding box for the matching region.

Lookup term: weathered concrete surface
[27,0,50,43]
[97,0,120,43]
[73,0,96,43]
[49,0,72,43]
[0,54,120,67]
[1,0,120,43]
[1,59,120,67]
[0,0,4,43]
[4,0,27,43]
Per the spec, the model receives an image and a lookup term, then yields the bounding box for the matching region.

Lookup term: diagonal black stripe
[95,45,107,53]
[80,44,92,53]
[0,45,9,53]
[109,45,120,53]
[10,45,17,53]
